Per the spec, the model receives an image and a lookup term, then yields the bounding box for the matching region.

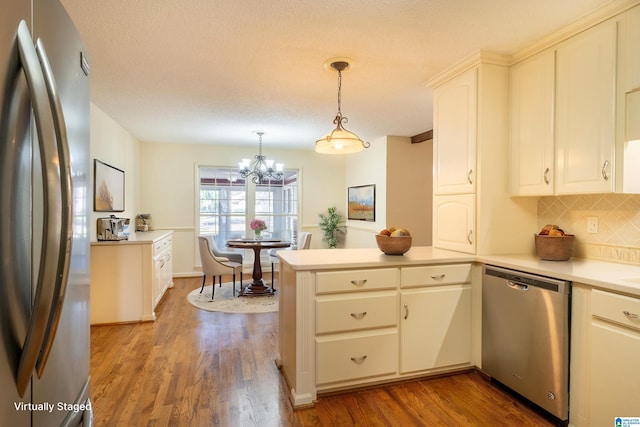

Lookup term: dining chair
[198,236,243,299]
[270,232,311,289]
[203,234,243,264]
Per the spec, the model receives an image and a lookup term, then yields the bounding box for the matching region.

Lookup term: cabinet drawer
[592,289,640,331]
[400,264,471,288]
[316,330,398,384]
[316,292,397,334]
[154,235,172,254]
[316,268,398,294]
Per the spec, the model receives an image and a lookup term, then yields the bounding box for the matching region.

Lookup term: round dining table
[226,239,291,296]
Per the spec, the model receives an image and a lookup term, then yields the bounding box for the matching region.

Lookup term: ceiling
[59,0,613,151]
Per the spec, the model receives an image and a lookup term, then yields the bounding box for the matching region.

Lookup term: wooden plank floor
[90,276,556,426]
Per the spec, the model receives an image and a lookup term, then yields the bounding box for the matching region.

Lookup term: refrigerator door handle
[14,20,65,397]
[34,38,74,377]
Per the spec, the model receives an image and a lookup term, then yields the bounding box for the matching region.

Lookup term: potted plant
[318,206,343,249]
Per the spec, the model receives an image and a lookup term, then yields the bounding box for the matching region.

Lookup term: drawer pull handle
[623,310,640,320]
[430,274,445,280]
[543,167,550,185]
[350,355,367,364]
[467,169,473,184]
[602,160,610,181]
[404,304,409,320]
[350,312,367,319]
[467,230,473,245]
[350,279,367,286]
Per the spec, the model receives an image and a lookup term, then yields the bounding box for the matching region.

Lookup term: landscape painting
[348,184,375,221]
[94,159,125,212]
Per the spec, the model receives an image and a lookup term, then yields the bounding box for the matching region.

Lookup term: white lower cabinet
[316,291,397,334]
[90,231,173,324]
[589,289,640,426]
[315,270,399,386]
[313,264,473,389]
[316,330,398,385]
[153,234,173,307]
[400,264,472,373]
[400,285,471,373]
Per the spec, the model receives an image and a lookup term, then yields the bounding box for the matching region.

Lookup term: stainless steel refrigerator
[1,0,92,425]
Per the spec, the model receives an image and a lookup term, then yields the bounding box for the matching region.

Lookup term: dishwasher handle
[507,280,529,291]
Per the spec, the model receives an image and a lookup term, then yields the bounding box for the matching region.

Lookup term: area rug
[186,283,278,314]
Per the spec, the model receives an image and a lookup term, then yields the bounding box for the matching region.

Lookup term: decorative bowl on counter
[375,234,412,255]
[534,234,575,261]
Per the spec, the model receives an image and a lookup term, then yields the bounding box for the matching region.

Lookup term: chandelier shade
[316,60,370,154]
[238,132,283,184]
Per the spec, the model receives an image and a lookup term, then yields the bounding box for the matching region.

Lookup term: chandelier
[316,59,370,154]
[238,131,283,184]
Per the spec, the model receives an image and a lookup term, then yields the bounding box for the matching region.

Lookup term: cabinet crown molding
[426,0,640,87]
[512,0,640,65]
[425,50,510,89]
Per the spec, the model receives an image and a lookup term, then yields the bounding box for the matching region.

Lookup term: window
[198,166,299,257]
[199,167,246,249]
[255,171,299,243]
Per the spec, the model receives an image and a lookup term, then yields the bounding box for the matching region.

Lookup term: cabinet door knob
[602,160,609,181]
[623,310,640,320]
[350,279,367,286]
[430,274,446,280]
[543,167,550,185]
[350,355,367,363]
[350,312,367,319]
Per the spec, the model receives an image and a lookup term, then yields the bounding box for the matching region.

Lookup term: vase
[254,231,262,240]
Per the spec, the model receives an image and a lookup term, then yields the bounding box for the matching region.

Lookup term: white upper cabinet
[433,68,477,195]
[620,5,640,91]
[616,5,640,193]
[432,194,475,254]
[555,19,617,194]
[510,50,555,196]
[430,53,537,255]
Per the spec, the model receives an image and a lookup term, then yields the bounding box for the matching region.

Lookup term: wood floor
[90,276,556,426]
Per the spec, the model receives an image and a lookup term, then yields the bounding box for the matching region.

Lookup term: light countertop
[480,253,640,297]
[279,246,640,297]
[278,246,476,270]
[90,230,172,246]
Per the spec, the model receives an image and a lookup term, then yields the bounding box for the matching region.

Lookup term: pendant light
[315,60,370,154]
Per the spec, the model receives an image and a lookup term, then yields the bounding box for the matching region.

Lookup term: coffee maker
[97,215,129,241]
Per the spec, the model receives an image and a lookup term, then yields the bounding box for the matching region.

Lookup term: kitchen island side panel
[279,259,317,406]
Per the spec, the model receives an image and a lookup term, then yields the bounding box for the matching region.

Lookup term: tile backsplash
[538,194,640,265]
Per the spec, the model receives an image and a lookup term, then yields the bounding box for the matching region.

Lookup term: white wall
[88,107,433,275]
[386,136,432,246]
[343,136,433,248]
[138,141,345,275]
[89,103,141,240]
[344,136,388,247]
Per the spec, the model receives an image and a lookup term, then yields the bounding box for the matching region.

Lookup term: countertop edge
[90,230,172,246]
[278,247,640,297]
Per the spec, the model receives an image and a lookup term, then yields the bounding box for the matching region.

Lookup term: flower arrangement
[250,218,267,238]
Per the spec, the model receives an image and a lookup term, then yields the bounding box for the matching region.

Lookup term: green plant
[319,206,343,249]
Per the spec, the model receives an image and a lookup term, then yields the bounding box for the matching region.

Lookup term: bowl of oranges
[534,224,575,261]
[376,227,412,255]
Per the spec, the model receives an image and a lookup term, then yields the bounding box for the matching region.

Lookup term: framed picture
[348,184,375,221]
[94,159,125,212]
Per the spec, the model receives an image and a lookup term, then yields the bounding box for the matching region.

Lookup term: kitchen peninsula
[90,230,173,324]
[277,246,640,426]
[277,246,478,408]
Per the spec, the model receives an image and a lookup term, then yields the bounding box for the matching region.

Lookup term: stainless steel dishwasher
[482,265,571,424]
